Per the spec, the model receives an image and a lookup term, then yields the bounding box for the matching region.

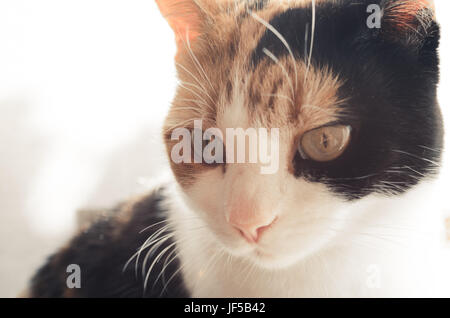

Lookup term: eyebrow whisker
[250,10,298,91]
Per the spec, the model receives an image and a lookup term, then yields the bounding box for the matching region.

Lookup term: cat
[28,0,449,297]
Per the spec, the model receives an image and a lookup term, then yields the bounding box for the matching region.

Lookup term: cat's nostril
[231,216,277,243]
[235,228,253,242]
[256,217,277,238]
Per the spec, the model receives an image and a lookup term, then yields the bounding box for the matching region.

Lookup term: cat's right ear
[155,0,206,49]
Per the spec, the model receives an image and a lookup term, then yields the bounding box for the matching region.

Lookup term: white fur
[160,23,450,296]
[165,176,450,297]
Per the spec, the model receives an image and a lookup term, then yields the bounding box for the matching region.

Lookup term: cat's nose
[228,213,277,243]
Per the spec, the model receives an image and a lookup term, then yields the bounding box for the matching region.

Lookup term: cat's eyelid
[302,120,349,135]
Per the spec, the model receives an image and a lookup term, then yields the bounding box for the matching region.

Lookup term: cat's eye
[298,125,351,162]
[191,129,223,164]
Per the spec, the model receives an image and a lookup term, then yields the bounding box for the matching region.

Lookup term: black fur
[29,188,189,298]
[251,0,443,199]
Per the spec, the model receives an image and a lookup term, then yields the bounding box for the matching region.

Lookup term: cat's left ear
[155,0,207,47]
[380,0,438,46]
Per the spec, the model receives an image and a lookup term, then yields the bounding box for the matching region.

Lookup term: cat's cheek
[177,168,244,244]
[250,181,348,268]
[181,168,225,214]
[178,164,350,269]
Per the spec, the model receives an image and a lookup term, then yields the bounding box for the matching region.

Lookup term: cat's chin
[246,249,302,270]
[223,243,310,270]
[213,230,332,270]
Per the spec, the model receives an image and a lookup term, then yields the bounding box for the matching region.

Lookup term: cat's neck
[168,181,449,297]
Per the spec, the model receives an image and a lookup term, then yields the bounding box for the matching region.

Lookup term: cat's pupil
[321,133,329,149]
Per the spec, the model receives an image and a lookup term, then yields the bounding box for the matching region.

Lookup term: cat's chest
[169,182,449,297]
[180,242,441,297]
[174,226,444,297]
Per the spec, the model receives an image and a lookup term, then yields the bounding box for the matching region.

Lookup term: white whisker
[138,230,174,276]
[250,11,298,91]
[392,149,441,167]
[304,0,316,84]
[176,62,214,103]
[179,81,214,104]
[178,83,210,107]
[143,239,177,293]
[184,29,215,91]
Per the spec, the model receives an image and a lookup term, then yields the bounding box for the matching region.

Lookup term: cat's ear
[380,0,437,46]
[155,0,205,47]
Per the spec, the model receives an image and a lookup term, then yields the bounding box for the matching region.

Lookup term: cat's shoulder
[28,185,189,298]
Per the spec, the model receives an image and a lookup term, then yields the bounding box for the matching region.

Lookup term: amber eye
[298,125,352,162]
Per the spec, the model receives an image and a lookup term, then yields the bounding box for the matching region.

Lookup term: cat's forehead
[184,0,345,130]
[162,0,442,199]
[217,59,343,132]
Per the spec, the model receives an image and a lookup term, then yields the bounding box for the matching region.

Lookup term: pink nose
[228,214,277,243]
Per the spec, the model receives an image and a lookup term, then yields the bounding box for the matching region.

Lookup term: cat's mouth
[245,247,297,269]
[254,249,273,258]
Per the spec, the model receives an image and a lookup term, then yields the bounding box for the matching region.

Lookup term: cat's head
[157,0,443,268]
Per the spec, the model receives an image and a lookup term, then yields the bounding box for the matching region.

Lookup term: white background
[0,1,449,297]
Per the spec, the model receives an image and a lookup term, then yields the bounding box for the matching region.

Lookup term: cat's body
[29,0,450,297]
[29,177,448,297]
[173,180,448,297]
[29,187,189,298]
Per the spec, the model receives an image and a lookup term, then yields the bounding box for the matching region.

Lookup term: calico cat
[29,0,448,297]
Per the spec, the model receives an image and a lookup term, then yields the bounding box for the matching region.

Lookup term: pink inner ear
[155,0,202,46]
[387,0,435,32]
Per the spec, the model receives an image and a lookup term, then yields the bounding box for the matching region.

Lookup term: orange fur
[155,0,203,45]
[159,1,345,187]
[384,0,435,33]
